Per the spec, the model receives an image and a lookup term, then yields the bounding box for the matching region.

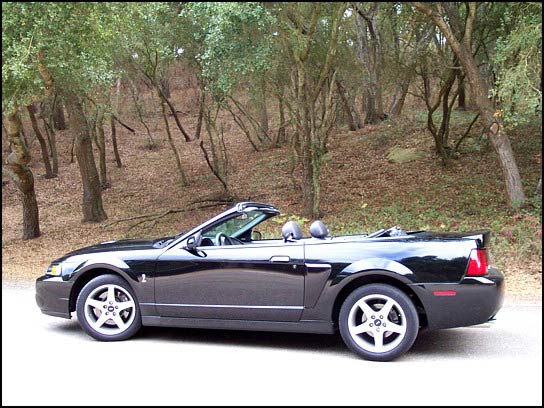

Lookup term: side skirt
[142,316,336,334]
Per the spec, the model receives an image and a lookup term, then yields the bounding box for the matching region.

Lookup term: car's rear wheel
[339,283,419,361]
[76,274,141,341]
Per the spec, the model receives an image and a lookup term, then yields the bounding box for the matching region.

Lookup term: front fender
[74,258,138,283]
[64,256,156,316]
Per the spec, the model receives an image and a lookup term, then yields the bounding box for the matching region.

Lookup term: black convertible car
[36,202,504,361]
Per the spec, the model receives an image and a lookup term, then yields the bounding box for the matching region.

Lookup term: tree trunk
[276,86,287,147]
[26,104,54,179]
[154,82,192,142]
[301,149,317,218]
[160,94,188,186]
[67,98,107,222]
[41,114,58,176]
[336,79,363,130]
[389,77,411,118]
[195,81,205,140]
[254,77,270,144]
[200,104,229,192]
[412,2,526,208]
[160,77,171,99]
[355,3,385,124]
[95,107,108,189]
[53,102,66,130]
[18,111,29,150]
[456,71,466,111]
[4,110,40,239]
[110,117,122,168]
[453,38,525,207]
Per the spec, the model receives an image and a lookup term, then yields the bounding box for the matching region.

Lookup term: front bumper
[35,275,73,319]
[410,266,505,330]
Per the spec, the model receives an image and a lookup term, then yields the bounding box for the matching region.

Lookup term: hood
[59,236,174,259]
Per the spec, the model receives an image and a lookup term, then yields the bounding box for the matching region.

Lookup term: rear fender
[333,258,416,286]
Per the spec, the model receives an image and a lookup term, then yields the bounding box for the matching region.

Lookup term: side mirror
[186,230,202,251]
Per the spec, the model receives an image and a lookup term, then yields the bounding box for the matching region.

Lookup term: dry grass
[2,79,541,300]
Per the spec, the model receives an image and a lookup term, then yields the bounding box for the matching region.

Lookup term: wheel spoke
[91,312,109,330]
[356,300,375,319]
[351,321,372,335]
[87,299,105,310]
[380,299,394,318]
[111,313,126,330]
[107,285,116,302]
[373,330,384,351]
[385,321,406,334]
[117,300,135,312]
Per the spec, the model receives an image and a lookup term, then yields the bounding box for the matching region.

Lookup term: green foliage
[492,3,542,127]
[117,3,180,81]
[179,2,277,98]
[2,2,125,111]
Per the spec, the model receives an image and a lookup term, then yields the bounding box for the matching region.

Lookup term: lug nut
[380,315,383,319]
[376,328,380,332]
[113,313,116,316]
[369,323,373,327]
[105,312,109,315]
[115,306,118,309]
[383,323,386,327]
[103,305,107,309]
[109,301,113,305]
[371,315,375,319]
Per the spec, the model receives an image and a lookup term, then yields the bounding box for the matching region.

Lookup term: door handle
[270,256,290,263]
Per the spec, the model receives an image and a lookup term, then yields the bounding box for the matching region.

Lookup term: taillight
[466,249,489,276]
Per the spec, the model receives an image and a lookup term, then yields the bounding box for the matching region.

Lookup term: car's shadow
[52,319,502,360]
[137,325,351,355]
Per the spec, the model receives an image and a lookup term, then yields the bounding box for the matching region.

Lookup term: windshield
[203,210,269,239]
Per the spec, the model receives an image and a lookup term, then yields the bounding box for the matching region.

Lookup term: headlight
[47,264,62,276]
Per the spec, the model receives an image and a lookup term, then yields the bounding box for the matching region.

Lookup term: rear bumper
[410,266,505,330]
[35,276,73,319]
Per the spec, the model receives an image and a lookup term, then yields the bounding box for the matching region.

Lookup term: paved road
[2,286,542,406]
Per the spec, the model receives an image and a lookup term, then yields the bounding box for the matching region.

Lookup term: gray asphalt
[2,286,542,406]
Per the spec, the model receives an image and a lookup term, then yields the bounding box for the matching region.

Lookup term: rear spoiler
[409,229,491,248]
[463,229,491,249]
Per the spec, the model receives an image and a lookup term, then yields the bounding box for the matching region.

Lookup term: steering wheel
[215,232,245,246]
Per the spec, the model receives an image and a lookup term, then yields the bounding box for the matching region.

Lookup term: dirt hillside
[2,77,541,300]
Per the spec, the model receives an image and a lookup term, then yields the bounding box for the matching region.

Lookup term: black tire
[76,274,142,341]
[339,283,419,361]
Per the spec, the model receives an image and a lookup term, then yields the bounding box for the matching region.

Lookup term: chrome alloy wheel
[347,294,407,353]
[83,284,136,336]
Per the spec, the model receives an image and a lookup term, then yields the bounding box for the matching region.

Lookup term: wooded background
[2,2,541,293]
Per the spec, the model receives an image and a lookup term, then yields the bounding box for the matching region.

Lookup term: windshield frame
[166,202,280,249]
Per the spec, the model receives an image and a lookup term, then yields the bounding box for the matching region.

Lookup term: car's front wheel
[339,284,419,361]
[76,274,142,341]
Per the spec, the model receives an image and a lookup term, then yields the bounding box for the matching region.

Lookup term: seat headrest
[310,220,329,239]
[282,221,302,241]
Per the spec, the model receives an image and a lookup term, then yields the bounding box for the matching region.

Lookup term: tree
[180,2,278,151]
[492,3,541,197]
[2,2,130,223]
[121,3,193,143]
[386,5,435,118]
[3,111,41,239]
[278,2,347,217]
[2,2,44,238]
[413,2,527,208]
